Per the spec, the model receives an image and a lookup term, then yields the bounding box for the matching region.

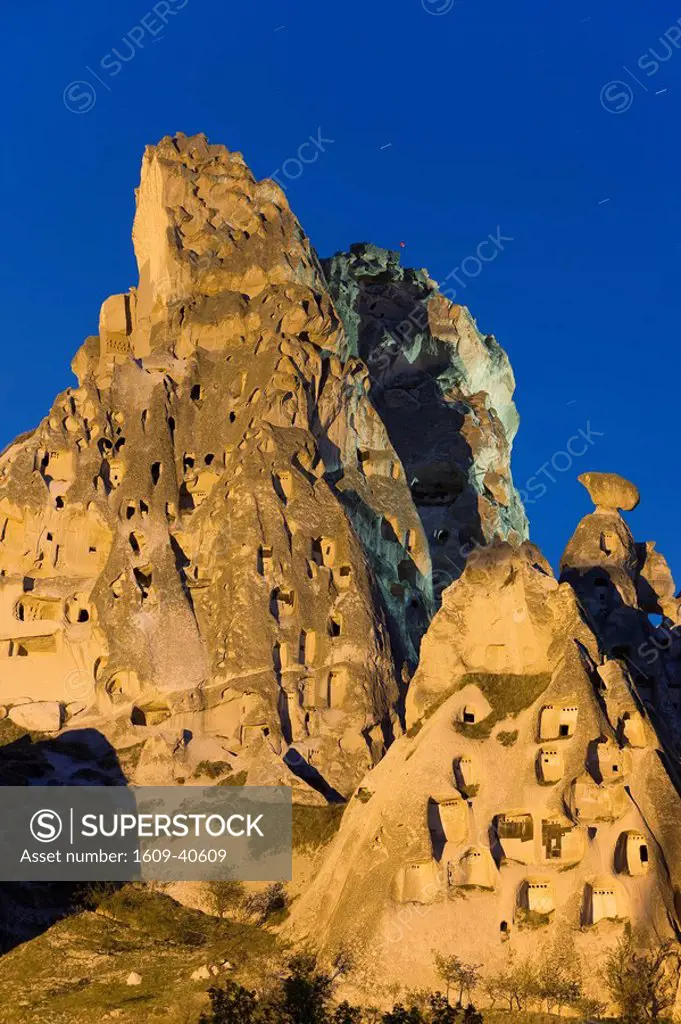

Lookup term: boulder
[190,965,211,981]
[126,972,142,986]
[578,471,639,511]
[9,702,62,733]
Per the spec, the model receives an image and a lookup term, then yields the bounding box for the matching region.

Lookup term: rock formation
[289,523,681,1000]
[560,470,681,746]
[323,243,527,596]
[3,134,681,1011]
[0,134,523,802]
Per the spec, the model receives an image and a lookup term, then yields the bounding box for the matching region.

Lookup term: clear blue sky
[2,0,680,575]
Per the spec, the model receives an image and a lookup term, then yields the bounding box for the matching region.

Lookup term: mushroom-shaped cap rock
[578,472,640,512]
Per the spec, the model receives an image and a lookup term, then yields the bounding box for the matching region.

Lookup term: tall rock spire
[0,133,526,803]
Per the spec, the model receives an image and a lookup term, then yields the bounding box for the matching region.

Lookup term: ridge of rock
[0,133,524,803]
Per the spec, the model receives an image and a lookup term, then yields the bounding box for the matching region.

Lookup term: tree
[576,994,607,1021]
[535,936,583,1015]
[332,1002,363,1024]
[404,990,431,1014]
[606,933,681,1023]
[199,981,259,1024]
[461,1007,482,1024]
[428,993,460,1024]
[278,953,335,1024]
[362,1007,382,1024]
[484,951,536,1012]
[207,880,245,919]
[243,882,288,924]
[381,1004,424,1024]
[432,953,481,1005]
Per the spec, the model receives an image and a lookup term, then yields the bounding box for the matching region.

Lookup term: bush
[606,932,681,1023]
[332,1002,363,1024]
[381,1005,424,1024]
[197,957,487,1024]
[279,953,335,1024]
[207,880,245,919]
[199,981,260,1024]
[195,760,234,780]
[243,882,288,925]
[495,730,518,747]
[218,771,249,787]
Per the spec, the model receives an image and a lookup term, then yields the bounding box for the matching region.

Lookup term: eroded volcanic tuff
[2,135,681,1015]
[0,133,524,800]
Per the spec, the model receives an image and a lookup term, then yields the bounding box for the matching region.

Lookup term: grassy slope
[0,889,276,1024]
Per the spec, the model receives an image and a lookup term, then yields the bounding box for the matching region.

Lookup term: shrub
[207,880,245,919]
[199,981,259,1024]
[606,932,681,1023]
[332,1002,363,1024]
[495,730,518,747]
[381,1005,424,1024]
[194,760,233,780]
[243,882,288,924]
[279,953,335,1024]
[218,771,249,787]
[433,953,480,1005]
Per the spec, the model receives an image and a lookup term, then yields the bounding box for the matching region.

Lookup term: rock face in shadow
[0,727,128,952]
[323,243,527,596]
[0,135,524,801]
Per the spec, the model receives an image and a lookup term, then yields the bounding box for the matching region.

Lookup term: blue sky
[1,0,680,575]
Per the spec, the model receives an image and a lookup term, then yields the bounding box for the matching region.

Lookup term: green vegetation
[0,717,32,746]
[459,673,550,719]
[218,771,249,787]
[242,882,290,926]
[116,741,146,771]
[495,731,518,747]
[195,760,234,780]
[433,953,481,1005]
[0,901,670,1023]
[84,884,247,947]
[0,885,276,1024]
[514,908,552,930]
[455,720,496,740]
[484,941,585,1017]
[207,880,246,919]
[292,804,345,851]
[454,674,551,740]
[199,953,484,1024]
[605,931,680,1023]
[422,692,454,724]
